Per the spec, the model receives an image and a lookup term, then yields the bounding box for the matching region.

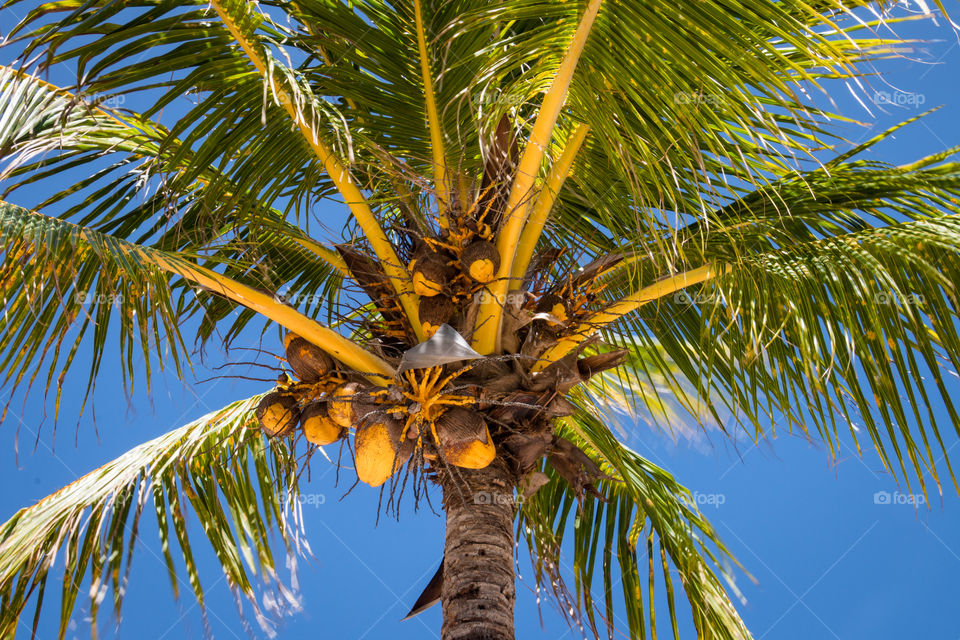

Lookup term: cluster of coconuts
[409,239,500,339]
[255,333,497,487]
[254,334,348,446]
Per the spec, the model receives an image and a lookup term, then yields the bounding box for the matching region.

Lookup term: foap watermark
[674,290,719,305]
[74,292,123,306]
[692,491,726,508]
[297,493,326,508]
[873,490,925,506]
[274,291,327,306]
[872,90,926,109]
[77,90,126,109]
[473,491,521,506]
[875,291,924,306]
[473,290,528,306]
[477,91,525,107]
[673,91,724,106]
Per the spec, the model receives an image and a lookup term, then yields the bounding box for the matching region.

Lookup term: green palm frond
[0,200,192,418]
[0,201,392,415]
[713,213,960,495]
[605,214,960,499]
[3,0,960,638]
[0,67,347,337]
[520,409,749,640]
[2,0,919,235]
[574,339,725,441]
[0,395,301,638]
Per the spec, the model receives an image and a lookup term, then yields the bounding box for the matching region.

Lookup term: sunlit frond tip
[0,396,302,639]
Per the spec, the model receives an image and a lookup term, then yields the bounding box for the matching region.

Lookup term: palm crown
[1,0,960,638]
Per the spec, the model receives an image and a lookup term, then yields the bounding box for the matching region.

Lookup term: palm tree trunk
[439,456,517,640]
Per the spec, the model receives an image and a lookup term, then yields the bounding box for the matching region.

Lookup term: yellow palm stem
[532,263,726,372]
[473,0,604,354]
[148,251,396,383]
[210,0,421,340]
[290,236,350,277]
[510,123,590,282]
[414,0,450,227]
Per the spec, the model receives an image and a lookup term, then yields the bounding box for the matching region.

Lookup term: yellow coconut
[328,382,361,428]
[411,252,449,297]
[354,417,412,487]
[536,294,568,327]
[435,407,496,469]
[418,295,455,340]
[284,333,334,382]
[460,240,500,284]
[256,392,299,437]
[300,403,343,446]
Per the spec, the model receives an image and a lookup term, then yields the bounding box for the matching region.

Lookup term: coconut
[354,416,413,487]
[284,333,334,382]
[256,392,299,437]
[328,382,362,428]
[435,407,496,469]
[411,251,450,297]
[460,240,500,283]
[418,294,455,339]
[536,293,568,327]
[300,402,344,446]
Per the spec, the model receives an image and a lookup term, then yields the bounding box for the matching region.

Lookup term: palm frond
[706,213,960,497]
[0,65,349,324]
[206,0,421,336]
[0,395,302,639]
[520,409,750,640]
[0,199,191,419]
[607,215,960,497]
[0,201,394,417]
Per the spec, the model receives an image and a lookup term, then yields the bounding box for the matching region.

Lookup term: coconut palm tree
[2,0,960,637]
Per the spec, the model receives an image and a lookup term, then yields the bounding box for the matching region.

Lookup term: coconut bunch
[253,118,628,494]
[257,317,624,495]
[255,334,356,447]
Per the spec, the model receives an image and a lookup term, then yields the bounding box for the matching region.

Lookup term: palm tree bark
[439,457,517,640]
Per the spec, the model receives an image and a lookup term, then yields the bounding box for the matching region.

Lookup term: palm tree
[2,0,960,637]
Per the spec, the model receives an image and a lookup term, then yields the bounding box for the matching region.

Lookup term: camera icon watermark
[873,490,925,506]
[872,90,926,108]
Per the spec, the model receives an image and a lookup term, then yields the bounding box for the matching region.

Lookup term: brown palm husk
[284,334,334,382]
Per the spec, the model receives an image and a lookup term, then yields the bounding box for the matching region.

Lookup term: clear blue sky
[2,4,960,639]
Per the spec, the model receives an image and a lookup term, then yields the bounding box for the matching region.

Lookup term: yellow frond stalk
[533,263,726,372]
[290,236,350,277]
[473,0,604,354]
[510,123,590,282]
[209,0,422,341]
[142,247,396,384]
[414,0,450,228]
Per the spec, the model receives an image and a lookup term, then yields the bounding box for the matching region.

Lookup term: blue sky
[2,3,960,639]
